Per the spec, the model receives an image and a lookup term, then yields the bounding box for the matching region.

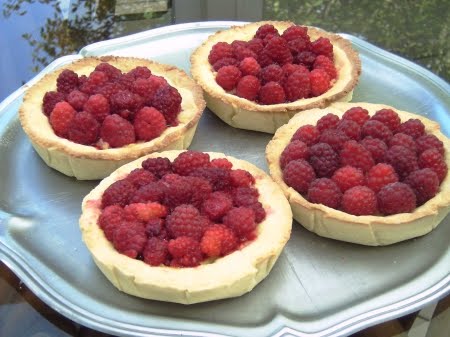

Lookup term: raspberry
[189,167,231,191]
[202,191,233,221]
[307,178,342,209]
[201,224,238,257]
[280,140,309,168]
[319,129,349,152]
[130,181,166,204]
[215,65,242,91]
[83,94,110,122]
[172,151,210,176]
[145,218,167,238]
[361,120,393,142]
[283,159,316,194]
[258,81,286,104]
[360,137,388,163]
[115,73,135,90]
[247,38,264,54]
[282,63,308,78]
[249,202,266,222]
[166,205,208,240]
[229,169,255,188]
[255,24,279,39]
[98,205,125,241]
[389,133,416,153]
[385,145,419,179]
[42,91,66,116]
[125,168,156,188]
[100,115,135,148]
[66,90,88,111]
[135,75,167,105]
[232,187,259,207]
[236,75,261,101]
[342,186,378,215]
[133,107,166,141]
[261,64,283,84]
[112,222,146,258]
[404,168,440,205]
[309,69,330,96]
[281,25,308,41]
[342,107,370,126]
[291,124,320,146]
[213,57,239,71]
[264,36,293,65]
[366,163,399,193]
[377,182,416,215]
[102,179,136,208]
[49,102,76,137]
[110,90,143,114]
[223,207,256,238]
[233,46,257,61]
[340,140,375,173]
[416,134,444,155]
[370,108,400,132]
[187,176,213,209]
[95,62,122,80]
[211,158,233,170]
[418,149,447,182]
[313,55,337,79]
[143,237,169,266]
[168,236,202,267]
[96,82,125,100]
[161,175,193,208]
[311,37,333,58]
[287,37,311,55]
[67,111,100,145]
[295,51,317,69]
[317,113,340,132]
[56,69,79,94]
[257,49,274,68]
[80,71,109,95]
[336,119,361,141]
[152,84,182,125]
[124,202,167,222]
[128,66,152,79]
[397,119,425,139]
[142,157,172,178]
[309,142,340,177]
[208,42,234,65]
[284,69,310,101]
[331,166,365,192]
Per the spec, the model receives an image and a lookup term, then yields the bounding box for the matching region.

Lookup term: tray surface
[0,22,449,337]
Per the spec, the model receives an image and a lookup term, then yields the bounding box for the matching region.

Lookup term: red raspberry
[342,186,378,215]
[133,107,166,141]
[309,142,340,177]
[263,34,280,46]
[115,73,136,90]
[317,113,340,132]
[98,205,125,241]
[49,102,76,137]
[100,114,135,148]
[295,51,317,69]
[42,91,66,116]
[258,81,286,104]
[291,124,320,146]
[264,36,293,65]
[110,90,143,114]
[371,108,401,132]
[366,163,399,193]
[66,90,88,111]
[172,151,210,176]
[215,65,242,91]
[213,57,238,71]
[131,78,154,104]
[232,187,259,207]
[166,205,208,240]
[257,49,274,68]
[389,133,416,153]
[131,181,166,204]
[233,46,257,61]
[168,236,202,267]
[337,119,361,141]
[112,221,146,259]
[340,140,375,173]
[236,75,261,101]
[161,174,193,208]
[143,237,169,266]
[385,145,419,179]
[255,24,279,39]
[80,71,109,95]
[282,63,308,78]
[211,158,233,170]
[102,179,136,208]
[189,167,231,191]
[283,159,316,194]
[342,107,370,126]
[280,140,309,168]
[56,69,79,94]
[201,224,238,257]
[416,134,444,155]
[95,62,122,80]
[83,94,110,122]
[145,218,167,239]
[404,168,440,205]
[249,202,266,222]
[281,25,308,41]
[187,176,213,209]
[331,166,365,192]
[128,66,152,79]
[287,37,311,55]
[208,42,234,65]
[313,55,337,79]
[67,111,100,145]
[230,169,255,188]
[223,207,256,238]
[202,191,233,221]
[142,157,172,178]
[247,38,264,54]
[397,119,425,139]
[124,202,167,222]
[307,178,342,209]
[125,168,156,188]
[96,82,125,100]
[377,182,416,215]
[309,69,330,96]
[319,129,349,152]
[418,149,447,182]
[361,120,393,142]
[261,64,283,84]
[311,37,333,58]
[360,137,388,163]
[284,69,311,101]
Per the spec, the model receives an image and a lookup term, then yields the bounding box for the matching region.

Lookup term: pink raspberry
[173,151,210,176]
[309,69,330,96]
[49,101,76,137]
[307,178,342,209]
[168,236,203,267]
[215,65,242,91]
[342,107,370,126]
[42,91,66,116]
[258,81,286,104]
[67,111,100,145]
[331,166,365,192]
[385,145,419,179]
[66,90,88,111]
[283,159,316,194]
[83,94,110,122]
[360,137,388,163]
[261,64,283,84]
[280,140,309,168]
[143,237,169,266]
[112,221,146,259]
[366,163,399,193]
[211,158,233,170]
[311,37,333,58]
[239,57,261,76]
[416,134,445,155]
[134,107,166,141]
[236,75,261,101]
[56,69,79,94]
[124,202,167,223]
[377,182,416,215]
[397,119,425,139]
[100,114,135,148]
[404,168,440,205]
[202,191,233,221]
[102,179,136,208]
[150,85,182,126]
[389,133,416,153]
[141,157,172,178]
[342,186,378,215]
[201,224,238,257]
[371,108,401,132]
[291,124,320,146]
[208,42,234,65]
[166,205,208,240]
[309,142,340,177]
[340,140,375,173]
[284,69,311,101]
[418,148,447,182]
[223,207,256,238]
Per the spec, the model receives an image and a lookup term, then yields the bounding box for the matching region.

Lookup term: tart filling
[266,102,450,245]
[191,21,361,133]
[80,150,292,304]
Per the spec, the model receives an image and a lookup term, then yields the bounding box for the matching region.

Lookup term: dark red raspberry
[280,140,309,168]
[42,91,66,116]
[130,181,166,204]
[201,224,238,257]
[340,140,375,173]
[161,174,193,208]
[66,90,88,111]
[309,142,340,177]
[189,167,231,191]
[247,38,264,54]
[239,57,260,76]
[223,207,256,238]
[397,119,425,139]
[56,69,79,94]
[319,129,349,152]
[313,55,337,79]
[342,186,378,215]
[281,25,308,41]
[307,178,342,209]
[187,176,213,209]
[172,151,210,176]
[233,46,257,61]
[142,157,172,178]
[134,107,166,141]
[331,166,365,192]
[295,51,317,69]
[264,36,293,65]
[259,81,286,104]
[336,119,361,141]
[96,82,125,100]
[283,159,316,194]
[116,73,136,90]
[80,71,109,95]
[309,69,330,96]
[102,179,136,208]
[95,62,122,80]
[98,205,125,241]
[291,124,320,146]
[213,57,238,71]
[211,158,233,170]
[377,182,416,215]
[317,113,340,132]
[311,37,333,58]
[342,107,370,126]
[255,24,279,39]
[232,187,259,207]
[110,90,143,114]
[261,64,283,84]
[112,221,146,259]
[208,42,234,65]
[145,218,167,239]
[418,149,447,182]
[67,111,100,145]
[366,163,399,193]
[361,120,393,142]
[236,75,261,101]
[168,236,202,267]
[202,191,233,221]
[284,69,311,101]
[125,168,156,188]
[215,65,242,91]
[416,134,445,155]
[49,102,76,137]
[249,202,266,222]
[385,145,419,179]
[360,137,388,163]
[288,37,311,55]
[230,169,255,187]
[166,205,208,240]
[100,114,135,148]
[143,237,169,266]
[83,94,110,122]
[404,168,440,205]
[128,66,152,79]
[371,108,400,132]
[389,133,416,153]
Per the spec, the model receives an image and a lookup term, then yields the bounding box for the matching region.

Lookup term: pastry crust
[190,21,361,133]
[266,102,450,246]
[79,150,292,304]
[19,56,206,180]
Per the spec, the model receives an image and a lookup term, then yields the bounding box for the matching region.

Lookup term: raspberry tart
[19,56,205,180]
[79,150,292,304]
[266,102,450,245]
[190,21,360,133]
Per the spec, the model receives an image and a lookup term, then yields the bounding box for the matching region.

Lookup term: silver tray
[0,22,449,337]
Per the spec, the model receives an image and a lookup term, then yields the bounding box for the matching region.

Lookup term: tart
[266,102,450,246]
[19,56,205,180]
[190,21,361,133]
[79,150,292,304]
